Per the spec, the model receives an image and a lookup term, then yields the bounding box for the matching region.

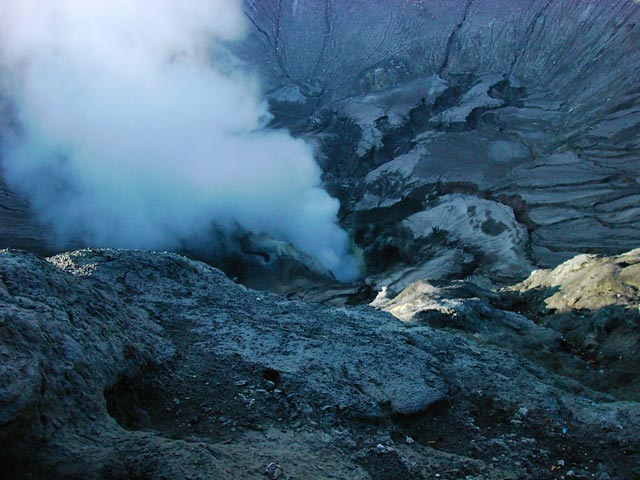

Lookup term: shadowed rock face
[0,177,47,254]
[1,0,639,285]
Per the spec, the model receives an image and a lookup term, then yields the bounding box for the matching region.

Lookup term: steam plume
[0,0,359,281]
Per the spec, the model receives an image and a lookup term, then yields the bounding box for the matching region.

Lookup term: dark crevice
[439,0,474,76]
[243,9,272,49]
[311,0,333,78]
[509,0,554,74]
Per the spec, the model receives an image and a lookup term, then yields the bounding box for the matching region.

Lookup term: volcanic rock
[1,248,639,479]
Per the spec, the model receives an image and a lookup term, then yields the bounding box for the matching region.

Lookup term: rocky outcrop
[373,249,640,402]
[506,249,640,400]
[511,248,640,312]
[1,248,640,479]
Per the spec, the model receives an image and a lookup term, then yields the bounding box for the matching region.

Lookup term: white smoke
[0,0,360,281]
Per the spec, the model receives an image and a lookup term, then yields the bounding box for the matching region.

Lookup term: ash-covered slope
[237,0,640,285]
[0,177,45,253]
[1,248,639,479]
[0,0,640,284]
[1,0,639,286]
[242,0,639,110]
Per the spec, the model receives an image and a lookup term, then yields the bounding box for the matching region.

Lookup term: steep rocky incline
[237,0,640,285]
[1,248,639,479]
[1,0,639,286]
[0,176,46,253]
